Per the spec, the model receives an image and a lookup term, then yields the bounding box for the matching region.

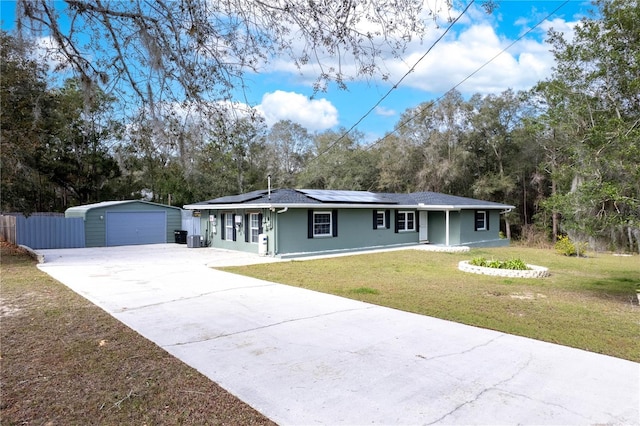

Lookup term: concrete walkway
[36,244,639,425]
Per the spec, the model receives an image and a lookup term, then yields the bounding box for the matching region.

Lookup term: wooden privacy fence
[0,215,17,244]
[0,213,85,249]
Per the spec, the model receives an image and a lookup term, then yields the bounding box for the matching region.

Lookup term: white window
[313,211,332,237]
[376,210,386,229]
[475,210,488,231]
[225,214,234,239]
[397,211,415,232]
[250,213,260,243]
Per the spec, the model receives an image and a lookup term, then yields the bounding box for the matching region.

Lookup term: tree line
[1,0,638,251]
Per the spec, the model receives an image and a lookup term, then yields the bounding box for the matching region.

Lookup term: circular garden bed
[458,260,550,278]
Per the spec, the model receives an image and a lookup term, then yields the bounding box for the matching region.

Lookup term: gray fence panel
[16,215,85,249]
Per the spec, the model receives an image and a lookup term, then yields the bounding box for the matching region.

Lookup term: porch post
[445,209,450,246]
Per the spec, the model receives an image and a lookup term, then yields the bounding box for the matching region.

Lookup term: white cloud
[239,2,586,136]
[538,17,579,41]
[34,36,73,73]
[375,106,397,117]
[263,3,580,98]
[255,90,338,131]
[382,17,575,96]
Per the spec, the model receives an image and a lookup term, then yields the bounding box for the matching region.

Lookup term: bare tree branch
[16,0,429,114]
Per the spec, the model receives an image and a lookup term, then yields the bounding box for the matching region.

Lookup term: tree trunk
[632,227,640,255]
[522,174,528,224]
[551,179,559,242]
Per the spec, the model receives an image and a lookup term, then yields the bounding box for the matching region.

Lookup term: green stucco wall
[427,211,445,244]
[458,209,508,246]
[425,209,507,247]
[195,206,509,255]
[450,211,461,245]
[275,208,419,256]
[198,208,275,255]
[199,208,420,256]
[424,211,460,245]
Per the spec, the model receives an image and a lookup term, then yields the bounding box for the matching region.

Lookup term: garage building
[65,201,182,247]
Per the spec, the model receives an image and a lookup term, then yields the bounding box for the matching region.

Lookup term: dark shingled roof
[200,189,268,204]
[408,191,511,207]
[192,189,513,209]
[200,189,322,205]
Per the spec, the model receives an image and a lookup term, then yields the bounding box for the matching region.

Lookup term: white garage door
[105,211,167,246]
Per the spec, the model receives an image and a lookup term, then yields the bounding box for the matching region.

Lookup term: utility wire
[312,0,570,159]
[368,0,571,148]
[308,0,476,162]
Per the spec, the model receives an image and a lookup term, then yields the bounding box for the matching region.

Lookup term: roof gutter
[183,202,516,211]
[417,203,516,211]
[183,203,418,210]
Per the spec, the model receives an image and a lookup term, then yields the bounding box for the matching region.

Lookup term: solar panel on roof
[208,190,268,204]
[298,189,397,204]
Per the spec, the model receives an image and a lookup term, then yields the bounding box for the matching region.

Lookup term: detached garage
[65,201,182,247]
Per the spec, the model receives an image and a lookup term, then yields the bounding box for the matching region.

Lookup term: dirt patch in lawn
[0,243,275,425]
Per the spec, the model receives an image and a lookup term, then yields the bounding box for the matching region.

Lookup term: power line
[363,0,571,151]
[308,0,476,162]
[312,0,571,159]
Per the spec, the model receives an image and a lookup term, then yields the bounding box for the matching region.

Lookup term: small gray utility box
[187,235,201,248]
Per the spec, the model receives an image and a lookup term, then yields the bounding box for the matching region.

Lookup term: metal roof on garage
[65,200,182,218]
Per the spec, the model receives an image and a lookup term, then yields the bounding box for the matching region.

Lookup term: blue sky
[245,0,594,141]
[1,1,594,141]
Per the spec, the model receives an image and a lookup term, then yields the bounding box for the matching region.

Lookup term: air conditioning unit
[187,235,201,248]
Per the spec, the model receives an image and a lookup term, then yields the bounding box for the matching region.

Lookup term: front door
[419,211,428,242]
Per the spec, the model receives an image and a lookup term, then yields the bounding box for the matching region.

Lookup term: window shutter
[474,211,479,231]
[244,213,249,242]
[394,210,399,233]
[385,210,391,229]
[486,210,490,231]
[221,213,226,240]
[415,211,419,232]
[258,213,263,234]
[232,214,237,241]
[332,210,338,237]
[308,210,314,239]
[372,210,377,230]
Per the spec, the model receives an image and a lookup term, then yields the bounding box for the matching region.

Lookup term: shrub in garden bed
[469,257,531,270]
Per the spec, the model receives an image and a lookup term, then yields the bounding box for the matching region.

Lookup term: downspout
[274,207,288,256]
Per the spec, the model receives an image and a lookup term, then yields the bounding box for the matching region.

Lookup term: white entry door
[419,211,429,242]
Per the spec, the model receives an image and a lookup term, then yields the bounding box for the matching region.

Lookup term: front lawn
[221,246,640,362]
[0,244,275,425]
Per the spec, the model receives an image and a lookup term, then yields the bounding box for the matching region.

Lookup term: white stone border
[458,260,550,278]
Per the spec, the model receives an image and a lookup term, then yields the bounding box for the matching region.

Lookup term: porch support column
[445,209,450,246]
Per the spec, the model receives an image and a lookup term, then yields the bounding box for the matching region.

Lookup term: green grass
[1,244,275,425]
[349,287,380,295]
[221,246,640,362]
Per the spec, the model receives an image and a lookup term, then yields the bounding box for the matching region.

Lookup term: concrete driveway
[37,244,639,425]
